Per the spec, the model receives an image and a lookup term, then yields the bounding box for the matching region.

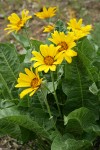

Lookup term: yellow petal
[54,56,63,65]
[29,89,37,96]
[34,62,43,68]
[65,56,72,63]
[78,19,83,27]
[50,65,56,71]
[32,51,44,62]
[20,88,33,98]
[66,50,77,57]
[15,82,30,87]
[68,42,76,49]
[19,73,31,81]
[8,13,20,24]
[40,45,48,57]
[17,78,31,83]
[38,65,48,72]
[25,68,35,79]
[44,67,50,73]
[49,44,59,57]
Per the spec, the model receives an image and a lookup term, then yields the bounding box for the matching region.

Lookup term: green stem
[41,86,60,133]
[41,89,53,119]
[50,71,61,116]
[64,62,67,79]
[24,27,32,49]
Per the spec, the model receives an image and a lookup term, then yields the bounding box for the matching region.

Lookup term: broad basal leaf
[51,135,92,150]
[0,43,20,87]
[64,107,96,135]
[92,23,100,47]
[0,107,49,139]
[62,59,99,115]
[62,37,99,115]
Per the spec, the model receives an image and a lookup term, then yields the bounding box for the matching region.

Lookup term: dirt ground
[0,0,100,149]
[0,0,100,42]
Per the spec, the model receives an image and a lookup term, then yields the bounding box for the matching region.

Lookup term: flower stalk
[50,71,61,117]
[41,89,53,119]
[24,27,32,49]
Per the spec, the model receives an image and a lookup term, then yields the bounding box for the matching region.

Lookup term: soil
[0,0,100,42]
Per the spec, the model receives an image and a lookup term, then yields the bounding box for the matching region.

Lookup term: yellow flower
[31,44,63,73]
[67,18,92,39]
[34,6,57,19]
[4,9,32,34]
[48,31,77,63]
[68,30,86,41]
[43,24,55,33]
[15,68,42,99]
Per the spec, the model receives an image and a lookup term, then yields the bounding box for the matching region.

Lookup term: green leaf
[12,32,30,49]
[88,125,100,136]
[51,135,93,150]
[64,119,83,136]
[64,107,95,136]
[92,23,100,47]
[89,82,99,95]
[64,139,93,150]
[24,48,32,63]
[0,119,21,140]
[62,37,99,115]
[0,74,13,99]
[93,47,100,73]
[20,126,33,143]
[55,19,67,33]
[51,135,65,150]
[0,43,20,87]
[47,81,57,93]
[64,107,95,134]
[29,107,55,131]
[31,39,43,51]
[62,60,99,115]
[0,99,15,109]
[0,107,49,139]
[77,38,98,82]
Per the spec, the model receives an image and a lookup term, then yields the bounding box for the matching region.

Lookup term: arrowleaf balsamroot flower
[67,18,92,40]
[31,44,63,73]
[15,68,42,99]
[48,31,77,63]
[4,9,32,34]
[43,24,55,33]
[34,6,57,19]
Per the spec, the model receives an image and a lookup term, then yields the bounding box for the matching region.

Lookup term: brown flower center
[58,42,68,52]
[75,27,81,30]
[44,56,54,65]
[17,19,23,27]
[31,78,39,88]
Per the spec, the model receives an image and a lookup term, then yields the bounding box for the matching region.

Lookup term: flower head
[43,24,55,33]
[31,44,63,73]
[67,18,92,39]
[34,6,57,19]
[48,31,77,63]
[4,9,32,34]
[15,68,42,98]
